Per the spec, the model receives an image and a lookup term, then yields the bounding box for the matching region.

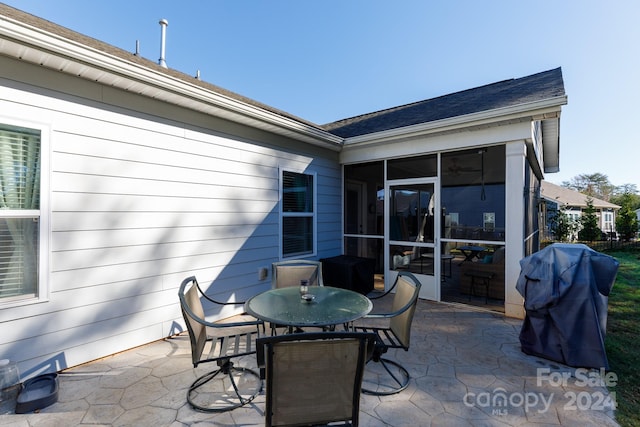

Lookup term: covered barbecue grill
[516,243,619,369]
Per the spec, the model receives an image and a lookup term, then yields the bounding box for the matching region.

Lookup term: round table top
[244,286,373,328]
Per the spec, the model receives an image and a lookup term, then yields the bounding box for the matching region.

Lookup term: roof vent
[158,19,168,68]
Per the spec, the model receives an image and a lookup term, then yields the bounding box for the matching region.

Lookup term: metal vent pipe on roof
[158,19,168,68]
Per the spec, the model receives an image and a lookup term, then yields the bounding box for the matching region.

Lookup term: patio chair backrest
[257,332,375,427]
[178,277,208,366]
[271,260,323,289]
[389,272,421,349]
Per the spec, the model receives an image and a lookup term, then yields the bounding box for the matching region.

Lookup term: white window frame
[279,168,317,259]
[567,210,581,222]
[0,118,50,307]
[603,211,614,232]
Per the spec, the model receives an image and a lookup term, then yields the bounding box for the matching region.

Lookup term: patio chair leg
[362,357,410,396]
[187,360,262,412]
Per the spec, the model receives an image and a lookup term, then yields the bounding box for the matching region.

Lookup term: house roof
[1,3,567,163]
[0,4,343,149]
[541,181,620,209]
[0,4,321,128]
[321,68,566,138]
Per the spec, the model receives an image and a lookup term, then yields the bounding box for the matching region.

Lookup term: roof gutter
[0,13,344,150]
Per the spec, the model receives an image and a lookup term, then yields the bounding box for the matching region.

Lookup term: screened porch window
[281,170,315,258]
[1,124,41,301]
[441,146,505,241]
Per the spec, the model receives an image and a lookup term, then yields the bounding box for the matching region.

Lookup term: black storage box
[321,255,375,295]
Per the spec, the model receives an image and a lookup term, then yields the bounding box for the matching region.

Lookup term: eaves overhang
[541,116,560,174]
[0,14,344,151]
[342,96,567,150]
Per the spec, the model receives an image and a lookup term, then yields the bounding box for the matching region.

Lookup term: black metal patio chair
[178,276,263,412]
[353,270,421,395]
[257,331,376,427]
[271,259,326,333]
[271,259,324,288]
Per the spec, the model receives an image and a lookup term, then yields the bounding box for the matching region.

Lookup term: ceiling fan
[446,157,479,176]
[446,150,488,201]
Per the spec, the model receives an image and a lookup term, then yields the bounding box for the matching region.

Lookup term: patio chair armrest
[196,281,248,306]
[365,292,418,320]
[181,301,263,330]
[367,276,400,300]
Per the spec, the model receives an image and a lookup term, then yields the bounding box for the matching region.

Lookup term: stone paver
[0,300,620,426]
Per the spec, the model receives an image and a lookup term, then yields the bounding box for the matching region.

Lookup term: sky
[3,0,639,190]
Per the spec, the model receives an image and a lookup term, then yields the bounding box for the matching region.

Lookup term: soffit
[541,117,560,173]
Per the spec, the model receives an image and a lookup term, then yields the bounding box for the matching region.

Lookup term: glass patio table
[244,286,373,331]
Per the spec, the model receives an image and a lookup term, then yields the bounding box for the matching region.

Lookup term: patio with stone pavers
[0,300,619,426]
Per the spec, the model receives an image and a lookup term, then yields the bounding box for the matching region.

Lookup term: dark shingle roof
[322,68,565,138]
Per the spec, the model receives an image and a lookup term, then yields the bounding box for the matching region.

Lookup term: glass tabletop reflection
[244,286,373,328]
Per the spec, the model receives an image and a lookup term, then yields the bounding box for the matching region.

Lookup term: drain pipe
[158,19,168,68]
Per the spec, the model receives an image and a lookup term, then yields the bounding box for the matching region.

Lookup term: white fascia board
[0,17,343,150]
[340,120,532,164]
[342,96,568,148]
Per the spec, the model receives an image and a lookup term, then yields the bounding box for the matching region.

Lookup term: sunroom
[327,68,566,318]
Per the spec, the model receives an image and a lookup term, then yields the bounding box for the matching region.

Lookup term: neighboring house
[540,181,620,240]
[0,4,567,377]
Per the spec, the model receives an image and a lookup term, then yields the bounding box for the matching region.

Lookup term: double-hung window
[281,170,315,258]
[0,123,45,303]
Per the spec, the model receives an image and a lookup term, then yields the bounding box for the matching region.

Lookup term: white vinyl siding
[0,72,341,373]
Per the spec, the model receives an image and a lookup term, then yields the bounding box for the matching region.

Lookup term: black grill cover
[516,243,619,369]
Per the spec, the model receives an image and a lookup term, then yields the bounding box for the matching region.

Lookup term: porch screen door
[387,180,438,300]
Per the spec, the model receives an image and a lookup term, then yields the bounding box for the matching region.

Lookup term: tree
[611,185,640,211]
[615,183,638,196]
[578,197,601,242]
[550,204,577,242]
[562,173,615,201]
[615,192,639,241]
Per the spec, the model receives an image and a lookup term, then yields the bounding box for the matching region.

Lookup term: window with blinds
[281,171,315,258]
[0,124,41,301]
